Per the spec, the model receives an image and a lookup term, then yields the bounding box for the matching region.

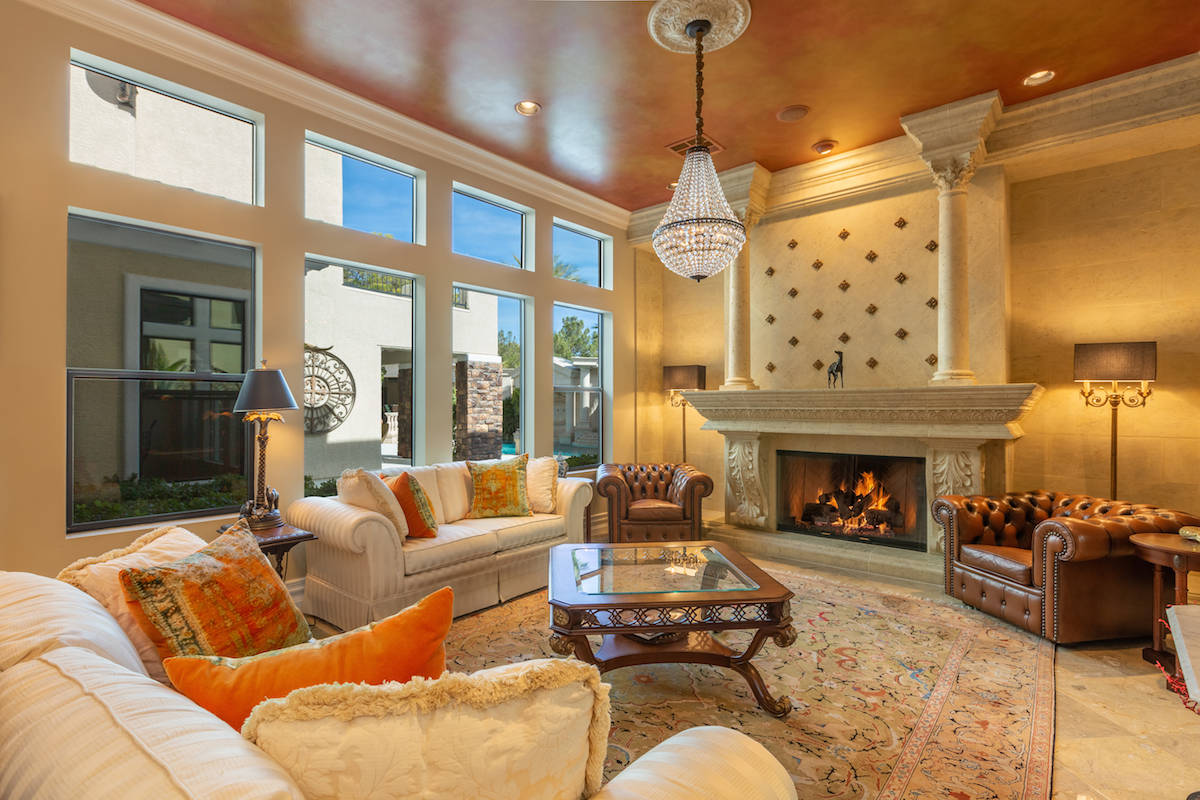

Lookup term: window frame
[451,184,534,270]
[551,303,607,469]
[303,132,426,245]
[69,50,264,206]
[551,218,612,289]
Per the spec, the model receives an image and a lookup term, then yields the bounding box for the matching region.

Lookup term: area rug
[444,564,1054,800]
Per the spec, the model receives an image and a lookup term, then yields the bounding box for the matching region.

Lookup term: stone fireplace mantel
[681,384,1044,551]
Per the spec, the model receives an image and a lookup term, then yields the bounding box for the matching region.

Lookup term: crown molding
[26,0,632,230]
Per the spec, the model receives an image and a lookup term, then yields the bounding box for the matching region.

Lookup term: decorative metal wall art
[926,240,938,251]
[894,272,908,284]
[303,345,356,434]
[895,328,908,340]
[812,309,823,320]
[926,353,938,366]
[865,250,878,262]
[812,359,824,370]
[827,350,844,388]
[811,259,823,270]
[788,287,798,298]
[866,357,878,369]
[766,362,776,372]
[838,280,851,292]
[765,266,775,276]
[894,217,907,229]
[838,332,850,344]
[788,336,799,347]
[838,229,850,240]
[765,314,775,324]
[865,304,878,315]
[926,297,938,309]
[788,239,798,249]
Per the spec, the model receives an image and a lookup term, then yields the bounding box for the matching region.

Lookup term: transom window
[452,188,528,268]
[305,136,419,243]
[552,222,605,288]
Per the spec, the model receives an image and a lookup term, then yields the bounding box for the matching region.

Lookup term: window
[452,189,527,268]
[303,258,416,495]
[68,58,256,204]
[452,289,523,460]
[552,223,605,287]
[67,215,255,531]
[553,305,603,468]
[305,137,417,243]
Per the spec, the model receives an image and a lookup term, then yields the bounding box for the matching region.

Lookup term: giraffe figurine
[827,350,844,388]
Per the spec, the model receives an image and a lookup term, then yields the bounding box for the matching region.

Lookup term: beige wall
[0,2,636,576]
[1009,145,1200,513]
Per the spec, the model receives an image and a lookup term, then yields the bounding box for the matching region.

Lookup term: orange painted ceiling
[134,0,1200,210]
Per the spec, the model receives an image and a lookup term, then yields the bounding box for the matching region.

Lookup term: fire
[853,472,891,511]
[795,471,896,533]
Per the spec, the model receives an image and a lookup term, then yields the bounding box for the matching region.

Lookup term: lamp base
[240,490,282,531]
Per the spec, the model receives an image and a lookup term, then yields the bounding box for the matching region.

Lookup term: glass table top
[571,545,759,595]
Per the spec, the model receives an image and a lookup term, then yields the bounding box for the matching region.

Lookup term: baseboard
[286,576,304,606]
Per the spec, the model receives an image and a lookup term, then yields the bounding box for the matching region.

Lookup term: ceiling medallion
[650,3,750,282]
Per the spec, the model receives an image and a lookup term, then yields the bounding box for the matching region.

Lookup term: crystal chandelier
[651,18,745,282]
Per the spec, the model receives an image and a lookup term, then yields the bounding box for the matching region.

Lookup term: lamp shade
[663,364,707,391]
[1073,341,1157,382]
[234,368,299,412]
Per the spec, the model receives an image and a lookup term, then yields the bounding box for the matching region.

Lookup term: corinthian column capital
[930,152,979,192]
[901,91,1002,192]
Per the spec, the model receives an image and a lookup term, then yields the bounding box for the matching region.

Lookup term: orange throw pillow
[119,527,310,661]
[383,472,438,538]
[164,586,454,730]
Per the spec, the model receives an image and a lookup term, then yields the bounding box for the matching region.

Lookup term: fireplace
[777,450,927,551]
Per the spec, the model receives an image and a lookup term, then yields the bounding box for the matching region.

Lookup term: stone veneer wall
[1009,144,1200,514]
[454,359,503,461]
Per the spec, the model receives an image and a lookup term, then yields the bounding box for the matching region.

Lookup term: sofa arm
[286,497,405,600]
[666,463,714,521]
[556,477,594,544]
[593,726,796,800]
[596,464,632,519]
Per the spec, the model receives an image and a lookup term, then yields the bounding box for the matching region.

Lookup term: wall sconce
[663,365,706,464]
[1073,341,1156,500]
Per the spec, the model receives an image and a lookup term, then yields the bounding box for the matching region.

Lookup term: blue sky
[341,156,601,343]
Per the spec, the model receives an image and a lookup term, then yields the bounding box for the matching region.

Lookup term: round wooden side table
[1129,533,1200,676]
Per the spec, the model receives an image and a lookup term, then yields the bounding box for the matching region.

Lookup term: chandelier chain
[694,26,705,146]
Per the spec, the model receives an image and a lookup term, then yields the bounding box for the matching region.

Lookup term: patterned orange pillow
[467,454,533,519]
[119,527,311,661]
[383,472,438,538]
[165,587,453,729]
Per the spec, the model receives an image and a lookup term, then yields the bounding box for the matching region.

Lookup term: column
[900,92,1003,386]
[720,209,759,390]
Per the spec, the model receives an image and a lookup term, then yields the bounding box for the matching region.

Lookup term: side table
[1129,533,1200,676]
[219,521,316,579]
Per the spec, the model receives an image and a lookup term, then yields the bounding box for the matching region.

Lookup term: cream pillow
[56,526,206,682]
[0,647,303,799]
[381,465,446,523]
[434,461,471,522]
[0,571,146,676]
[527,456,560,514]
[243,658,610,800]
[337,468,408,540]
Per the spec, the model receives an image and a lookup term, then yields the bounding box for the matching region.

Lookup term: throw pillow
[382,472,438,538]
[0,571,147,676]
[337,468,408,540]
[526,455,559,514]
[165,587,453,729]
[381,465,446,523]
[467,453,533,519]
[242,658,610,800]
[119,527,311,661]
[56,525,207,681]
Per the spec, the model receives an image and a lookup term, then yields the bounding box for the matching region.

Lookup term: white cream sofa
[289,461,594,631]
[0,569,799,800]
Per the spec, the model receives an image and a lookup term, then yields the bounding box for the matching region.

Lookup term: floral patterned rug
[444,565,1054,800]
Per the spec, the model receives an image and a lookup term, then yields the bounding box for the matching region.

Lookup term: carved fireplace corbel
[725,431,769,528]
[923,438,986,552]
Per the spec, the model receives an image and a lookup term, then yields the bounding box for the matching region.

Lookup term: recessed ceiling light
[811,139,838,156]
[776,104,810,122]
[1023,69,1055,87]
[514,100,542,116]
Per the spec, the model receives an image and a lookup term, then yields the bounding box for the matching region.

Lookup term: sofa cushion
[403,525,498,575]
[56,525,207,682]
[960,543,1034,586]
[242,658,609,800]
[120,527,311,660]
[526,456,560,514]
[0,571,146,676]
[165,587,452,729]
[0,647,303,800]
[434,461,472,522]
[628,498,685,522]
[455,514,565,552]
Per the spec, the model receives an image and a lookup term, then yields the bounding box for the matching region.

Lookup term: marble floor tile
[1054,735,1200,799]
[1050,765,1113,800]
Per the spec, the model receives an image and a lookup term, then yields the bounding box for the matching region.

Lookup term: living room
[2,0,1199,798]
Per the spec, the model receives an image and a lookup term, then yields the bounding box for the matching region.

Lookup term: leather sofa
[596,463,713,543]
[933,490,1200,643]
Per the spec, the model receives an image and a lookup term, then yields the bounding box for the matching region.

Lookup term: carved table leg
[549,633,598,664]
[729,626,795,718]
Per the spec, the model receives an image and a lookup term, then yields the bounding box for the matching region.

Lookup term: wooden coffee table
[1130,532,1200,675]
[548,540,796,717]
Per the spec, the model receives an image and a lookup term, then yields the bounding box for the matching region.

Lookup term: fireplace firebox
[777,450,926,551]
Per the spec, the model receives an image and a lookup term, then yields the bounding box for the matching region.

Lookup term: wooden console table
[1130,533,1200,675]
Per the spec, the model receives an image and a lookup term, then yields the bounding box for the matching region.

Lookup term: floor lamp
[1073,341,1156,500]
[663,365,706,465]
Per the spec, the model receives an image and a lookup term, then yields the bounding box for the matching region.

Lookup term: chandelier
[651,13,746,282]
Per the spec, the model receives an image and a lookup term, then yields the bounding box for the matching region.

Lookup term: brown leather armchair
[933,490,1200,644]
[596,463,714,543]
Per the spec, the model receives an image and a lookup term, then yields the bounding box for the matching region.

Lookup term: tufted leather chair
[596,463,714,543]
[933,491,1200,644]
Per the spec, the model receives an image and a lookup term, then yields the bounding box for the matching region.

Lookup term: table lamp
[1073,341,1156,500]
[234,360,299,530]
[663,365,706,464]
